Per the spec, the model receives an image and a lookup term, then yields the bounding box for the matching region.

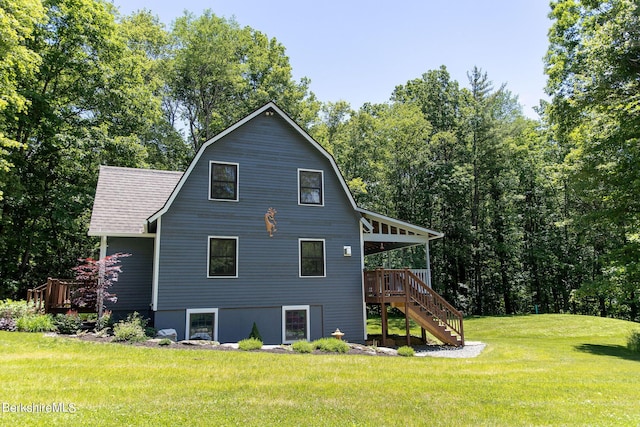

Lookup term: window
[210,162,238,201]
[208,236,238,278]
[299,239,325,277]
[282,305,310,343]
[298,169,323,205]
[186,308,218,341]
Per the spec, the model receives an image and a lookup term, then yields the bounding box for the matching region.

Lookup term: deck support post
[421,327,427,344]
[381,303,388,346]
[404,270,411,347]
[379,268,389,346]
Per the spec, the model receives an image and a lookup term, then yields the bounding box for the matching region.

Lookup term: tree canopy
[0,0,637,322]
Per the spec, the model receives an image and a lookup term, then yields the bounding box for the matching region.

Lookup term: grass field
[0,314,639,426]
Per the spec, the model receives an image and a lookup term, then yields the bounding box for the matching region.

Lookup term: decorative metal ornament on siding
[265,207,277,237]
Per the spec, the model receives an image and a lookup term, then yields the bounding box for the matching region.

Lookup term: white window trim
[298,238,326,278]
[185,308,219,342]
[282,305,310,344]
[209,161,239,202]
[297,168,324,206]
[207,236,239,279]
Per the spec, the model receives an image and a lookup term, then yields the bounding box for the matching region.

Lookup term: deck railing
[27,278,96,313]
[364,268,464,344]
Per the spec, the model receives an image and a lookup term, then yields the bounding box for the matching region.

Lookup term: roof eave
[357,208,445,240]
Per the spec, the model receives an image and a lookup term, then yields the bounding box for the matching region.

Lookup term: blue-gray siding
[155,305,324,343]
[156,112,365,343]
[104,237,154,319]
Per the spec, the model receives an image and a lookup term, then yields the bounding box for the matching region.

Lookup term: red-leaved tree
[72,253,131,320]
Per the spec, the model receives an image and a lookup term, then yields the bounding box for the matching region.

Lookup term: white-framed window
[207,236,238,278]
[282,305,310,343]
[299,238,326,277]
[209,161,239,201]
[298,168,324,206]
[186,308,218,341]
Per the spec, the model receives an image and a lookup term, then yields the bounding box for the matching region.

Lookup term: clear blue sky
[110,1,551,119]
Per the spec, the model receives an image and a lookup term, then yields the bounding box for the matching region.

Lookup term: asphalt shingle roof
[88,165,183,236]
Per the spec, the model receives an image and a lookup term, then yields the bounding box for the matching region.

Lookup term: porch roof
[358,208,443,255]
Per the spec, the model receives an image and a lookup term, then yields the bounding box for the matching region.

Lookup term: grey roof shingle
[88,165,183,236]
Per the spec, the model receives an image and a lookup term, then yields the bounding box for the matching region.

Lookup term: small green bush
[249,322,263,341]
[238,337,263,351]
[53,312,83,334]
[628,330,640,353]
[292,340,314,353]
[113,312,148,343]
[95,310,112,331]
[397,345,415,357]
[0,299,37,319]
[312,337,350,353]
[16,314,55,332]
[158,338,172,346]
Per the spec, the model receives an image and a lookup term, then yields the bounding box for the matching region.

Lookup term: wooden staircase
[364,269,464,346]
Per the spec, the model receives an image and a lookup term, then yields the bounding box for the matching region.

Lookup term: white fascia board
[88,231,156,238]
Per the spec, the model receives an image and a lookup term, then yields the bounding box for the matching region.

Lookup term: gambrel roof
[147,102,357,223]
[88,102,443,246]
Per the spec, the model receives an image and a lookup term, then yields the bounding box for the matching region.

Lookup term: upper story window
[209,161,238,201]
[298,169,324,206]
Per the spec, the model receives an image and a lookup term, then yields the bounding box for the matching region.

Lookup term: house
[87,102,463,345]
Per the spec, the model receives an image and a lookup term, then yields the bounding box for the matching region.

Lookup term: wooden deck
[364,269,464,346]
[27,278,97,313]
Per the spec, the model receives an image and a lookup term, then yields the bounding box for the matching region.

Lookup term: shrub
[53,311,83,334]
[113,312,148,343]
[628,330,640,353]
[0,299,37,319]
[158,338,172,346]
[397,345,415,357]
[312,337,350,353]
[238,337,263,351]
[249,322,263,341]
[16,314,55,332]
[95,310,112,331]
[0,317,16,331]
[292,340,314,354]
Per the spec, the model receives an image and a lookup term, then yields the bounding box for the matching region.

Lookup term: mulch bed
[58,332,441,356]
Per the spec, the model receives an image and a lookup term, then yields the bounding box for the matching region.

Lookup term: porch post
[98,236,108,320]
[425,242,432,288]
[404,271,411,346]
[380,270,388,346]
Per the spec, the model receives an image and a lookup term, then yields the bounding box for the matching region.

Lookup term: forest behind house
[1,0,638,321]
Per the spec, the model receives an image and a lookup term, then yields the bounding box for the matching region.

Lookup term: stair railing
[403,269,464,344]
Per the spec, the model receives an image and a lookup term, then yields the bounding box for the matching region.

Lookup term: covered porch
[359,210,464,347]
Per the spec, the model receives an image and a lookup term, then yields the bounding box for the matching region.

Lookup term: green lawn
[1,314,639,426]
